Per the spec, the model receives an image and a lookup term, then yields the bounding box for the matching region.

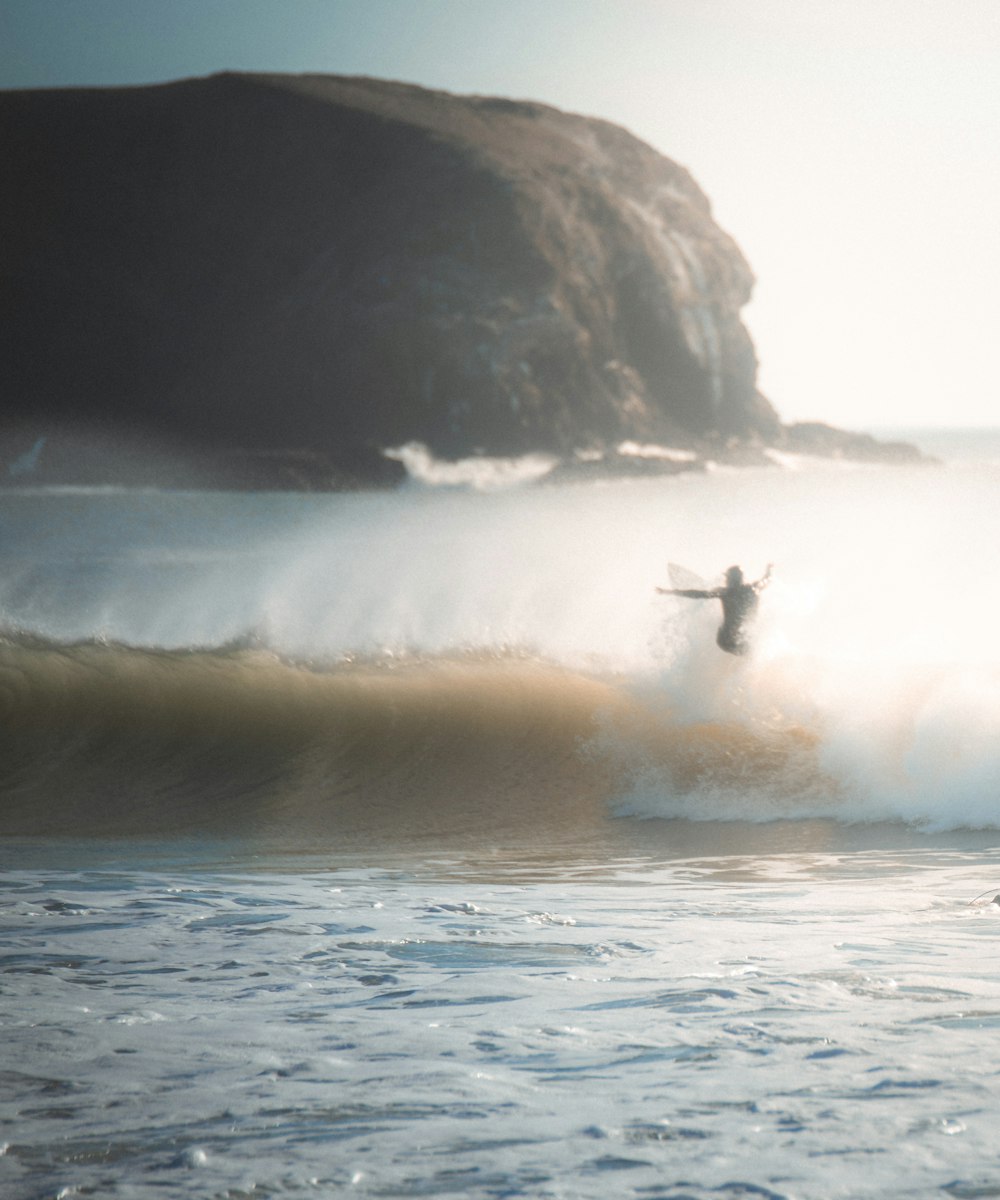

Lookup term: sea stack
[1,73,922,486]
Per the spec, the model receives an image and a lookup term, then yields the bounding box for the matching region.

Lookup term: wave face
[0,640,628,839]
[2,455,1000,837]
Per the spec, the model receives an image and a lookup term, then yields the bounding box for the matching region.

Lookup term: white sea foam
[616,440,699,462]
[5,854,1000,1199]
[384,441,557,490]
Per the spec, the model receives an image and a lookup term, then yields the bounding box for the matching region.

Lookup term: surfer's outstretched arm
[656,587,719,599]
[753,563,774,591]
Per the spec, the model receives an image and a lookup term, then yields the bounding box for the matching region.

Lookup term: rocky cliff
[1,73,920,487]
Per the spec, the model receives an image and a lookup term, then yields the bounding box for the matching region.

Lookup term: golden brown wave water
[0,634,831,845]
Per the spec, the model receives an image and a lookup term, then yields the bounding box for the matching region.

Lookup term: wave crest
[4,629,999,840]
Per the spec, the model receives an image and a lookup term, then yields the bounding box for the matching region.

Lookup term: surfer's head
[725,565,743,586]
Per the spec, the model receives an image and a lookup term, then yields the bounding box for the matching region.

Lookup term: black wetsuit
[670,581,765,656]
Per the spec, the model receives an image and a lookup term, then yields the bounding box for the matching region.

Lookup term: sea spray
[3,456,1000,833]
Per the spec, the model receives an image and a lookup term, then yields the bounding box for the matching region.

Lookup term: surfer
[657,564,773,656]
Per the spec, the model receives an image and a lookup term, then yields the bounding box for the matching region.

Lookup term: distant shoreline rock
[1,72,931,488]
[779,422,930,465]
[1,427,934,493]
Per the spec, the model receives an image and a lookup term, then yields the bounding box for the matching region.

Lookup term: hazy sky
[4,0,999,429]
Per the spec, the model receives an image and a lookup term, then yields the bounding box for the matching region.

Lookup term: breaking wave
[4,456,1000,841]
[2,625,998,841]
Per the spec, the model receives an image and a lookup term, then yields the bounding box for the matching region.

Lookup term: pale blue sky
[4,0,999,428]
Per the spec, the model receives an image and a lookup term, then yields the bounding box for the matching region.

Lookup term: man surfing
[657,563,773,656]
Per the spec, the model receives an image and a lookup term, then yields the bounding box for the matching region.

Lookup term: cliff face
[2,72,786,483]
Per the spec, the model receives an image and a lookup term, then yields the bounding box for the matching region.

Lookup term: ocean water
[4,430,1000,1198]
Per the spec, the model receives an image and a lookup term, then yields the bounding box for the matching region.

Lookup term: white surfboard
[667,562,709,591]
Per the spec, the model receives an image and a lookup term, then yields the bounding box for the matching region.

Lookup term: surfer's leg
[717,628,749,656]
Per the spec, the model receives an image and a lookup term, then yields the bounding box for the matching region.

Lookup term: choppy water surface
[4,842,1000,1199]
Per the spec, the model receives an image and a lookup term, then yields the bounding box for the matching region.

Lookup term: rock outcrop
[1,73,919,487]
[781,422,926,464]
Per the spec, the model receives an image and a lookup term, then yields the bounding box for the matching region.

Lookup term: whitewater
[4,431,1000,1198]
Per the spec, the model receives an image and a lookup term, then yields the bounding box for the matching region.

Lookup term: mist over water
[2,441,1000,835]
[3,458,992,668]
